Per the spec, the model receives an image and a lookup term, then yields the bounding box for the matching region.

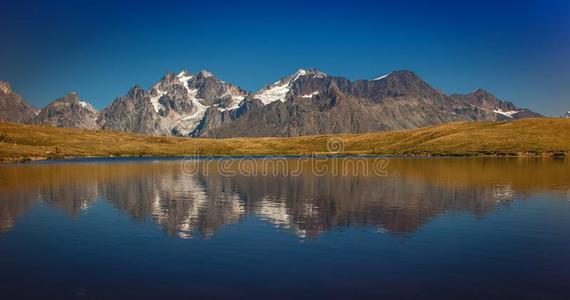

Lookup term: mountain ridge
[0,69,543,137]
[0,81,38,123]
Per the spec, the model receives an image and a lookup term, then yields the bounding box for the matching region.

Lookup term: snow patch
[255,82,292,105]
[172,88,209,135]
[493,108,520,118]
[372,73,391,81]
[149,88,167,113]
[178,75,193,83]
[255,69,310,104]
[176,70,193,85]
[293,69,307,79]
[79,101,88,108]
[311,72,326,79]
[184,89,207,119]
[219,95,244,112]
[301,91,320,98]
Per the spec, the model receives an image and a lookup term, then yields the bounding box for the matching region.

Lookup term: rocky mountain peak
[0,81,37,123]
[351,69,440,101]
[34,92,98,129]
[367,70,422,83]
[127,85,146,98]
[197,70,214,78]
[563,111,570,118]
[471,88,494,97]
[45,92,95,110]
[98,69,247,136]
[0,81,12,94]
[382,70,427,87]
[157,72,179,84]
[299,68,327,78]
[387,70,419,79]
[62,92,79,102]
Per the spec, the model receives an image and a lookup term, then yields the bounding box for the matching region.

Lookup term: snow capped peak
[286,68,327,82]
[254,68,327,104]
[139,68,248,135]
[148,70,194,113]
[283,69,311,83]
[298,68,327,79]
[56,92,96,112]
[372,72,391,81]
[563,111,570,118]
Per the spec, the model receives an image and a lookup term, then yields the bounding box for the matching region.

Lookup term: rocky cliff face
[33,92,98,129]
[0,81,37,123]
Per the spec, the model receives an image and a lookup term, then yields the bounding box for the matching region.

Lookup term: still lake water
[0,157,569,299]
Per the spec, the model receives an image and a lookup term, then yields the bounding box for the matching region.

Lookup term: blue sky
[1,0,569,115]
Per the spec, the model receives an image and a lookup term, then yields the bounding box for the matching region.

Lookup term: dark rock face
[0,81,37,123]
[33,92,98,129]
[96,85,158,134]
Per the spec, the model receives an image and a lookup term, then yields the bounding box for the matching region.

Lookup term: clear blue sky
[1,0,568,115]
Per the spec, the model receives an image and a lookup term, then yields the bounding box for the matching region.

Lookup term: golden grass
[1,118,569,162]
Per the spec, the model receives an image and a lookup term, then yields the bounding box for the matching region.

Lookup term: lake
[0,157,569,299]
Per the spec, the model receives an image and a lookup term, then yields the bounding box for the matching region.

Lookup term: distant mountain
[34,92,98,129]
[1,69,542,136]
[0,81,37,123]
[562,111,570,118]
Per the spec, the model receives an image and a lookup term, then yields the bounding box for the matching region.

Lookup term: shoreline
[4,151,567,165]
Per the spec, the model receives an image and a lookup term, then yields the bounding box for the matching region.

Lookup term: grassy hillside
[1,118,569,162]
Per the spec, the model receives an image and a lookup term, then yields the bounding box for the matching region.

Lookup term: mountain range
[0,69,549,137]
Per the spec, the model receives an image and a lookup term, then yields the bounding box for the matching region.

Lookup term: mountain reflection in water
[1,157,569,238]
